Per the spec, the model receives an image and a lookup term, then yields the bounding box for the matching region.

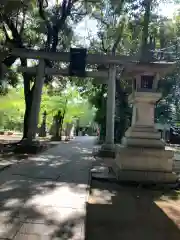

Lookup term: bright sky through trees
[75,2,180,46]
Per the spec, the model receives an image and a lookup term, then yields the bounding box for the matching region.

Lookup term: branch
[140,0,152,59]
[71,10,87,16]
[37,0,53,73]
[112,20,125,54]
[38,0,52,49]
[91,13,109,26]
[99,32,108,53]
[2,24,11,42]
[3,16,23,47]
[3,56,18,68]
[20,7,27,35]
[1,16,24,67]
[51,0,73,52]
[111,0,126,54]
[15,9,20,29]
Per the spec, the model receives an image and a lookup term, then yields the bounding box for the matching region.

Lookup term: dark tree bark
[140,0,152,61]
[55,111,62,138]
[1,14,36,140]
[98,86,107,142]
[39,110,47,137]
[1,1,74,141]
[115,78,130,143]
[23,81,35,139]
[20,58,36,139]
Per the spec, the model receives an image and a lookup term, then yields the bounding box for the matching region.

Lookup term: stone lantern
[124,65,163,148]
[113,62,178,183]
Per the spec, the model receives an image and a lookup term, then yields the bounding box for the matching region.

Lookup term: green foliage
[0,83,96,132]
[40,84,96,129]
[0,88,25,130]
[1,0,180,139]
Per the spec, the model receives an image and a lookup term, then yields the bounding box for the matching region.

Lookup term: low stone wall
[0,131,14,135]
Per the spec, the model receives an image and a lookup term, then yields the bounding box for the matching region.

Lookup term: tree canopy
[0,0,180,141]
[0,83,96,131]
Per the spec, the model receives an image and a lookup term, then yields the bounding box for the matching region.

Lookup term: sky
[75,2,180,46]
[158,2,180,17]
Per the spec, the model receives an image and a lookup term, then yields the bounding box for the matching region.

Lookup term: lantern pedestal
[122,125,165,148]
[123,91,164,148]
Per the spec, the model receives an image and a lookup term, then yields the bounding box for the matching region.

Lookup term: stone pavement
[0,136,96,240]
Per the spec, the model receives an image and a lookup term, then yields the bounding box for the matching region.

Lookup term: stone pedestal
[113,144,177,183]
[122,125,165,148]
[116,145,173,171]
[98,144,116,158]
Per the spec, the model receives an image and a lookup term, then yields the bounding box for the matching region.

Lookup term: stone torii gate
[5,48,178,183]
[10,48,134,147]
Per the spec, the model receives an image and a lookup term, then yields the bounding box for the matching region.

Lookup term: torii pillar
[99,65,117,157]
[27,59,45,142]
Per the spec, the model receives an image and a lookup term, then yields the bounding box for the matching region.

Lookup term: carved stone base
[113,169,178,184]
[115,146,174,172]
[122,125,165,148]
[97,144,116,158]
[112,146,178,183]
[91,166,117,182]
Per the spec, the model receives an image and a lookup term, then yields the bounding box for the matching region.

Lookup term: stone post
[131,105,137,126]
[27,59,45,141]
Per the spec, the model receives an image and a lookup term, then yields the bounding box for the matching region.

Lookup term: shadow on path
[0,136,96,239]
[86,179,180,240]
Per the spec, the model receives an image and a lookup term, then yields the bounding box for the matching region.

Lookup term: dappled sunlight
[166,145,180,153]
[89,188,116,205]
[0,177,85,238]
[48,159,71,167]
[155,201,180,229]
[21,211,83,237]
[81,156,95,162]
[72,146,93,154]
[81,148,92,154]
[0,176,88,239]
[0,137,95,239]
[166,146,177,151]
[4,198,23,208]
[86,178,180,240]
[29,154,64,161]
[26,182,88,209]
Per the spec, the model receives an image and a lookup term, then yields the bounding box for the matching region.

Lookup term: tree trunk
[52,110,63,140]
[99,121,106,142]
[21,58,35,140]
[23,82,34,139]
[39,111,47,137]
[55,116,61,138]
[100,97,106,142]
[115,78,130,143]
[140,0,152,61]
[59,116,64,139]
[27,59,45,141]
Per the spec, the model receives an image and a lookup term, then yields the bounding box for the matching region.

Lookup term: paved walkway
[0,136,96,240]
